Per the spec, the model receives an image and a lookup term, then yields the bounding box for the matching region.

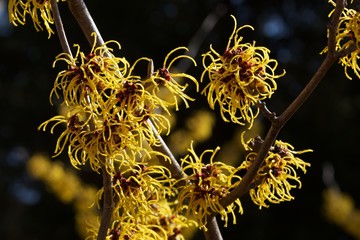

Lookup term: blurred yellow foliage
[27,154,100,239]
[323,188,360,239]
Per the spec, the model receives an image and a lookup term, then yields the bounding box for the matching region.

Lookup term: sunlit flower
[42,36,182,172]
[108,216,166,240]
[51,33,129,108]
[8,0,65,38]
[137,199,196,240]
[241,137,312,208]
[144,47,199,111]
[88,199,194,240]
[177,142,243,229]
[85,216,162,240]
[323,1,360,79]
[108,158,175,221]
[201,15,285,127]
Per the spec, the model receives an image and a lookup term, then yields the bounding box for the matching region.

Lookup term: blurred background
[1,0,360,239]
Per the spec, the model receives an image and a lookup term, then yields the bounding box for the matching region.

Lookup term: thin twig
[97,167,113,240]
[67,0,105,47]
[204,216,224,240]
[177,3,228,72]
[50,0,72,56]
[147,119,186,180]
[256,100,277,122]
[62,1,114,239]
[278,55,336,126]
[220,0,348,208]
[327,0,346,57]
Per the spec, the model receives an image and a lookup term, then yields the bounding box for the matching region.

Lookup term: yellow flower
[177,142,242,230]
[109,159,175,221]
[241,137,311,208]
[42,36,183,172]
[201,15,285,127]
[144,47,199,111]
[8,0,65,38]
[143,200,197,240]
[51,34,129,108]
[107,216,166,240]
[323,1,360,79]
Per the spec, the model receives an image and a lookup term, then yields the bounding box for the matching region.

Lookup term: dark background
[1,0,360,239]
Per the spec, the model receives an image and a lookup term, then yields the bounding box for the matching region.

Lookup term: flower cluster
[39,34,198,173]
[177,142,243,229]
[86,152,195,240]
[39,33,199,238]
[109,154,175,220]
[323,0,360,79]
[8,0,64,38]
[241,137,311,209]
[201,15,285,127]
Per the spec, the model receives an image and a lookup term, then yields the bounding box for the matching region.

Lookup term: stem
[97,167,113,240]
[67,0,105,47]
[220,124,279,206]
[220,0,346,208]
[50,0,72,56]
[147,119,186,180]
[51,1,114,239]
[204,216,224,240]
[327,0,346,57]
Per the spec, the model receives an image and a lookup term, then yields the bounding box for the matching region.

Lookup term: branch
[97,167,113,240]
[204,216,224,240]
[50,2,113,239]
[220,124,279,207]
[256,100,277,122]
[50,0,72,56]
[67,0,105,47]
[327,0,346,57]
[147,119,186,180]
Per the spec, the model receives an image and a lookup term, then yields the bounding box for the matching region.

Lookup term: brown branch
[147,119,186,180]
[256,100,277,122]
[327,0,346,57]
[204,216,224,240]
[278,55,336,127]
[97,167,113,240]
[59,1,113,239]
[50,0,72,56]
[67,0,105,47]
